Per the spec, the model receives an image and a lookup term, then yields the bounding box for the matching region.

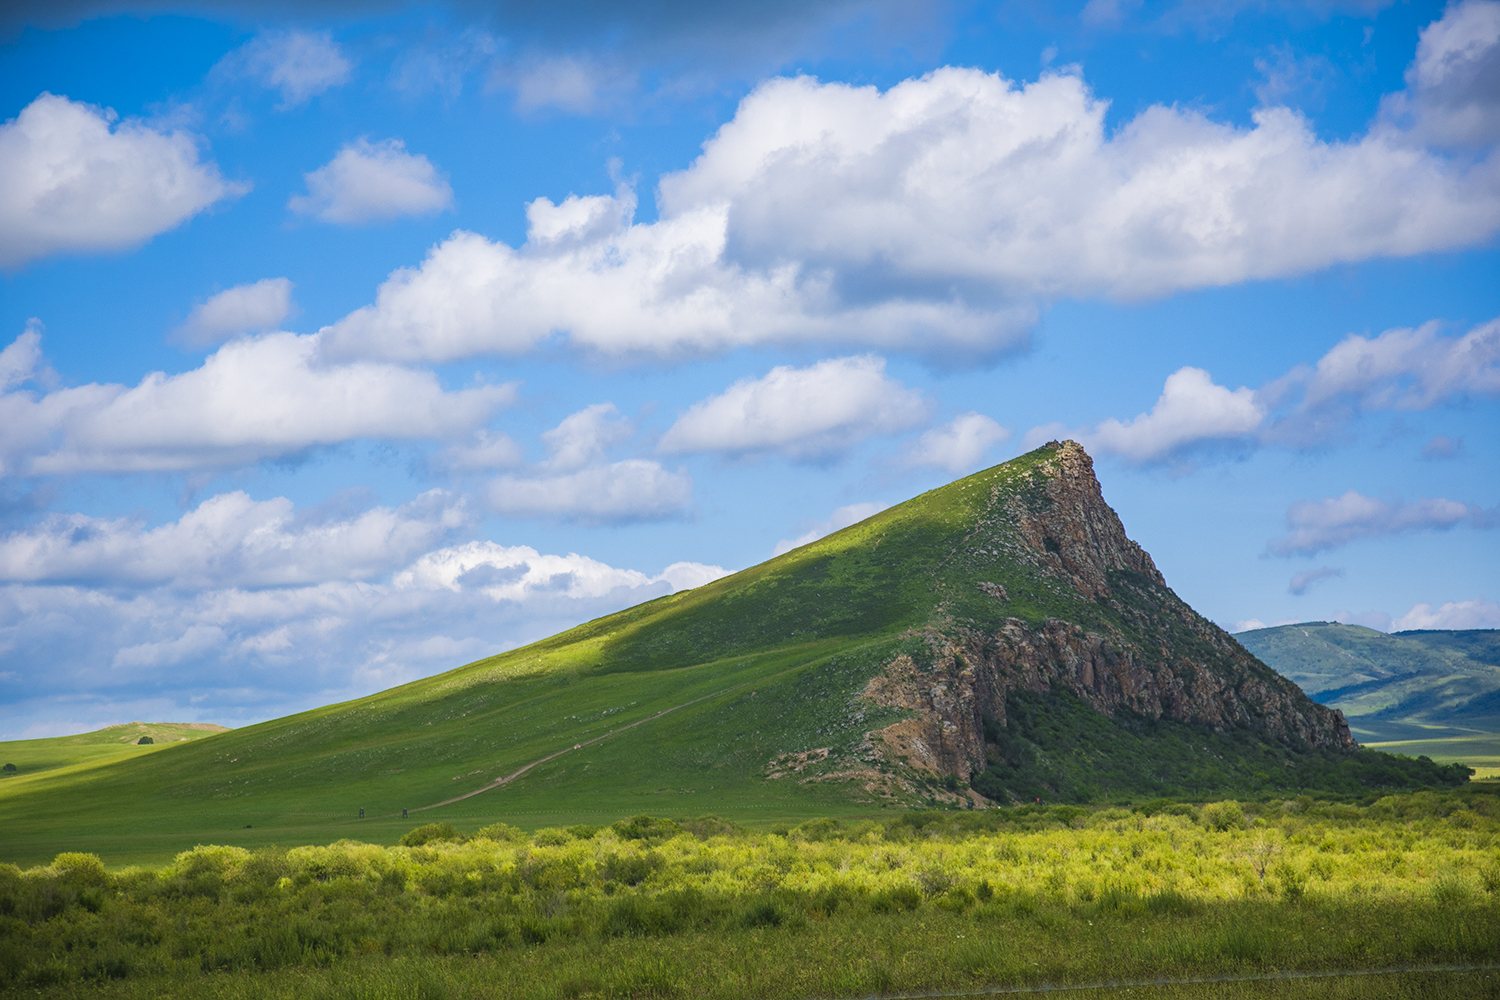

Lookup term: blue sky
[0,0,1496,738]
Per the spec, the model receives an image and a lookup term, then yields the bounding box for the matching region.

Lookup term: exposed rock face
[862,440,1355,782]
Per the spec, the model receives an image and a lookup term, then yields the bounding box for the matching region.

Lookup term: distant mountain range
[1236,623,1500,743]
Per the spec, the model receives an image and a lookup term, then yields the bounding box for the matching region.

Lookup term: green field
[1366,735,1500,781]
[0,723,230,779]
[2,790,1498,998]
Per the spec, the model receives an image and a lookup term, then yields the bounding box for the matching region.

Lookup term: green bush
[400,822,465,847]
[1201,800,1246,832]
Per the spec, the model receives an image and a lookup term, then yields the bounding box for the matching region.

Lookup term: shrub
[1201,800,1246,832]
[400,823,465,848]
[136,736,153,745]
[473,822,526,843]
[2,763,16,774]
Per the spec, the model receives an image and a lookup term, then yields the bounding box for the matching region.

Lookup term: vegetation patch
[2,789,1498,998]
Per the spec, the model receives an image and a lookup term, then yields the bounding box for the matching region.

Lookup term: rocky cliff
[858,441,1356,787]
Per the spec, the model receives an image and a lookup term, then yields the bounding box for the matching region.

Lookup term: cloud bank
[320,8,1500,363]
[1268,491,1495,556]
[0,328,514,474]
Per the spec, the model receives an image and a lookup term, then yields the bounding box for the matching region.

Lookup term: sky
[0,0,1496,739]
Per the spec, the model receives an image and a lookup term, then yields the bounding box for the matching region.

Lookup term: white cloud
[487,459,693,523]
[901,411,1010,474]
[320,17,1500,366]
[511,56,627,114]
[1384,0,1500,148]
[541,402,632,470]
[1267,490,1490,555]
[0,93,244,268]
[1393,596,1500,631]
[1026,314,1500,464]
[175,278,294,346]
[0,534,729,733]
[435,429,525,472]
[224,31,352,109]
[0,328,514,474]
[290,138,454,225]
[772,501,886,556]
[1288,566,1343,595]
[0,322,44,391]
[0,489,470,588]
[1296,317,1500,413]
[659,356,929,460]
[1050,366,1264,463]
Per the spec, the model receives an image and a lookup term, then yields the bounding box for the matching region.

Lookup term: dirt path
[408,677,756,815]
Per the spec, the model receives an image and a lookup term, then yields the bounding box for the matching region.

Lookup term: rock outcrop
[861,441,1355,782]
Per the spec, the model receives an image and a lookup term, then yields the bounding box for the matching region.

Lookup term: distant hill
[1236,623,1500,743]
[0,722,230,777]
[0,443,1462,867]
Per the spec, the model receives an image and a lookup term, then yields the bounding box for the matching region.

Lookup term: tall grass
[2,789,1498,998]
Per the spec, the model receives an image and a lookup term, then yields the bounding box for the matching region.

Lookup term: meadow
[3,788,1498,999]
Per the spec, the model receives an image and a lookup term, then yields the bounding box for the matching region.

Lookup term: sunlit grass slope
[1,447,1124,866]
[0,723,230,779]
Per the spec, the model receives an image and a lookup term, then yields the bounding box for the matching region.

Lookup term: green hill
[0,722,230,779]
[0,443,1460,868]
[1236,623,1500,744]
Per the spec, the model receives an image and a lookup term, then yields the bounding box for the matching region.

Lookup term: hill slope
[0,442,1454,867]
[1236,623,1500,742]
[0,723,230,778]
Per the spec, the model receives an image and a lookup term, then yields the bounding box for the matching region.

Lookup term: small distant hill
[0,722,230,777]
[1236,623,1500,743]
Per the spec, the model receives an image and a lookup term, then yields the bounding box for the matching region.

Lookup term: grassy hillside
[1236,623,1500,743]
[0,723,229,779]
[0,447,1455,869]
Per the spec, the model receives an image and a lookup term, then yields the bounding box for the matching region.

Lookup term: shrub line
[843,962,1500,999]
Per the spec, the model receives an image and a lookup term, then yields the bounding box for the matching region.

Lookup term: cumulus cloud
[1267,490,1493,555]
[1393,596,1500,631]
[540,403,632,470]
[174,278,294,346]
[1088,368,1263,463]
[0,532,729,734]
[487,460,693,523]
[658,356,929,461]
[0,489,470,588]
[320,10,1500,366]
[0,328,514,474]
[0,93,244,268]
[289,138,454,224]
[771,501,886,556]
[510,56,630,114]
[221,30,352,109]
[1288,566,1343,595]
[902,412,1010,474]
[1383,0,1500,149]
[434,430,525,472]
[0,323,45,391]
[1027,314,1500,464]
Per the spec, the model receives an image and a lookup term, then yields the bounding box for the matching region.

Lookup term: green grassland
[1237,624,1500,743]
[2,791,1498,998]
[0,447,1470,869]
[1366,735,1500,782]
[0,723,230,779]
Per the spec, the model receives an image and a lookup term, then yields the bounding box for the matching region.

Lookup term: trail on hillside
[407,648,835,815]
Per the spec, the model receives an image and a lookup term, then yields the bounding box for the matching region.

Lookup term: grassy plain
[2,791,1498,998]
[1366,735,1500,781]
[0,723,229,779]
